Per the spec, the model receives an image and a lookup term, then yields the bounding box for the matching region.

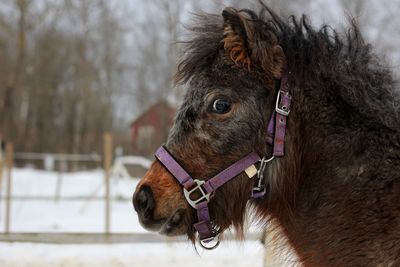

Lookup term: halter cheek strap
[154,71,291,249]
[155,146,260,249]
[252,72,291,198]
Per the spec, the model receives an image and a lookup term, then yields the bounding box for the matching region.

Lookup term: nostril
[133,185,154,215]
[137,190,148,211]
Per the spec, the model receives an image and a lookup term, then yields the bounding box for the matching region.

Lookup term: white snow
[0,168,143,233]
[0,168,266,267]
[0,241,265,267]
[113,156,152,169]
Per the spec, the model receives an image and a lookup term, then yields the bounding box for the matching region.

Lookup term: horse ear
[222,8,252,67]
[222,8,286,78]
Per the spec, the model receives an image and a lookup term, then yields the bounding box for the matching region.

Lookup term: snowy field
[0,241,265,267]
[0,168,266,267]
[0,168,143,233]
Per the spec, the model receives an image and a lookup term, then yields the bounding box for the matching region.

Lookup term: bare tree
[0,0,397,159]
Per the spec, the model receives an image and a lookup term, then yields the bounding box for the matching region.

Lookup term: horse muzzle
[133,184,187,236]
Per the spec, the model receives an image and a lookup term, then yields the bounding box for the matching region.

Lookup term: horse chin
[158,208,188,236]
[138,215,166,232]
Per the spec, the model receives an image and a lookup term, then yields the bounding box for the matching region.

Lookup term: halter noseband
[154,72,291,249]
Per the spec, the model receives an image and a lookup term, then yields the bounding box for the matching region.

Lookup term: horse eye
[210,99,231,114]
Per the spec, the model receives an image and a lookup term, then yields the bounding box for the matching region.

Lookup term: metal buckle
[183,179,211,209]
[275,90,290,116]
[199,234,220,250]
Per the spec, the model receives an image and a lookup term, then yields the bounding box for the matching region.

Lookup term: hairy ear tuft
[222,8,252,68]
[222,8,286,77]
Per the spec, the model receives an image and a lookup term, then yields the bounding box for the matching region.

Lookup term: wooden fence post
[5,143,13,234]
[54,158,67,202]
[103,133,113,234]
[0,135,3,192]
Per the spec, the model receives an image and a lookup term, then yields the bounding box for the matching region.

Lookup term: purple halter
[154,72,291,249]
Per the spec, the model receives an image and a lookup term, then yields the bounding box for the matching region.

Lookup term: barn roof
[130,100,176,127]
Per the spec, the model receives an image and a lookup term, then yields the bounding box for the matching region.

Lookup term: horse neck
[257,74,400,266]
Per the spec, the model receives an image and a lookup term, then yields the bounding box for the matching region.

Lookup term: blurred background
[0,0,399,266]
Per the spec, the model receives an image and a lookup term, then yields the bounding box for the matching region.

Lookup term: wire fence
[0,135,271,267]
[0,133,123,242]
[0,135,263,247]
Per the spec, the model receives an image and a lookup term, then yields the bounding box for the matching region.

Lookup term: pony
[133,4,400,266]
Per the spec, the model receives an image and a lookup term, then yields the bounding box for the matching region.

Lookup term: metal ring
[199,235,220,250]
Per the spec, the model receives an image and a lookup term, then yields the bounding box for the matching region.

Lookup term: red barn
[130,100,176,156]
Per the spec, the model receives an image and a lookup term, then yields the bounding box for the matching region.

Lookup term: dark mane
[176,6,400,131]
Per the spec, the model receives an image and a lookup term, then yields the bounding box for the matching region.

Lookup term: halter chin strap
[154,71,291,249]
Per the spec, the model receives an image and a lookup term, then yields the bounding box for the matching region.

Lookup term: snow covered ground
[0,241,265,267]
[0,168,266,267]
[0,168,143,233]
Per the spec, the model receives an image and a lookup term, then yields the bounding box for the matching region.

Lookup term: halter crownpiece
[154,71,291,249]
